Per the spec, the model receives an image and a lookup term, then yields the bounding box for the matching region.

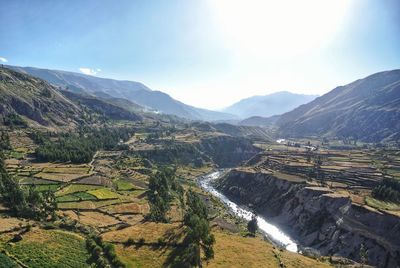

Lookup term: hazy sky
[1,0,400,109]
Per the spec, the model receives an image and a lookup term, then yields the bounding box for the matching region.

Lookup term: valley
[0,67,399,268]
[2,1,399,267]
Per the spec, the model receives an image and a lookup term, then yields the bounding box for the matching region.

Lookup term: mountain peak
[223,91,318,118]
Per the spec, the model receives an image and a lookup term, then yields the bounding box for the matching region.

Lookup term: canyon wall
[215,169,400,267]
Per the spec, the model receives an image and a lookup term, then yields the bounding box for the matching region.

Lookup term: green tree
[359,243,368,266]
[179,190,215,267]
[147,169,171,222]
[0,131,11,150]
[0,151,57,220]
[247,215,258,236]
[0,152,27,214]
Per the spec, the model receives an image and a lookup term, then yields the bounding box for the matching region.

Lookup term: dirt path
[88,151,100,173]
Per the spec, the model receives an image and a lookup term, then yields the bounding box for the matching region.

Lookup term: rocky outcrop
[198,136,261,167]
[215,169,400,267]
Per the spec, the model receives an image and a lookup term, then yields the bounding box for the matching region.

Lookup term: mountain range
[223,91,318,118]
[6,65,237,122]
[3,65,400,143]
[276,69,400,142]
[0,67,143,128]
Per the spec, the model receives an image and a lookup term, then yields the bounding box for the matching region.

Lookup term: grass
[111,230,332,268]
[57,199,123,210]
[365,196,400,211]
[19,177,59,185]
[0,252,18,267]
[206,231,331,268]
[32,184,60,192]
[34,172,84,182]
[87,188,120,199]
[9,151,25,160]
[115,179,135,191]
[55,184,102,196]
[76,211,120,227]
[42,166,89,174]
[56,192,97,202]
[0,229,90,268]
[272,171,306,183]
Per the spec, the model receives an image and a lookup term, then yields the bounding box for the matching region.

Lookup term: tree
[179,190,215,267]
[0,152,27,214]
[359,243,368,266]
[0,151,57,220]
[0,131,11,150]
[247,215,258,236]
[146,167,181,223]
[313,155,324,185]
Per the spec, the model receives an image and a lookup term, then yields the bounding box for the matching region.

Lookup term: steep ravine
[215,169,400,268]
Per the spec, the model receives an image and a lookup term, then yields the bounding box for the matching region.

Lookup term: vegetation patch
[0,252,18,267]
[101,202,149,214]
[365,196,400,211]
[55,184,102,196]
[0,229,90,268]
[57,199,123,210]
[42,166,89,174]
[114,179,135,191]
[78,211,120,227]
[56,192,97,202]
[34,172,84,182]
[87,188,120,200]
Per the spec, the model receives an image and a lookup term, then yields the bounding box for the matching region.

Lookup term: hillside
[0,67,142,128]
[223,91,317,118]
[277,70,400,142]
[0,67,83,128]
[6,65,237,122]
[239,115,280,127]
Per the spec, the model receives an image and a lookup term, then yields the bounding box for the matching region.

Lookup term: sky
[1,0,400,110]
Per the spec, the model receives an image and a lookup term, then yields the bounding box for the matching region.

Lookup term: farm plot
[102,222,183,244]
[57,199,125,210]
[0,229,90,268]
[0,217,32,233]
[55,184,102,196]
[34,172,87,182]
[75,211,120,227]
[87,188,120,200]
[56,192,97,202]
[76,175,113,186]
[101,202,149,215]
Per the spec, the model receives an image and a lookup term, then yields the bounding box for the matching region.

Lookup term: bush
[372,178,400,203]
[125,238,135,246]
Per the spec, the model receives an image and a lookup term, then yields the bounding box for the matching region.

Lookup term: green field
[87,188,120,199]
[0,252,18,268]
[55,184,102,196]
[0,230,90,268]
[114,179,135,191]
[56,192,97,202]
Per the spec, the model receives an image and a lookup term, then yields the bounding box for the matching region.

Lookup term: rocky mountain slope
[216,169,400,267]
[0,67,142,128]
[238,115,280,127]
[223,91,317,118]
[7,65,237,121]
[0,67,83,127]
[277,70,400,142]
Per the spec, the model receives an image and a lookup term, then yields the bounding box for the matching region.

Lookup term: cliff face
[215,169,400,267]
[198,136,262,167]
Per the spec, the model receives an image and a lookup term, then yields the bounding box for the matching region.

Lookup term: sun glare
[208,0,351,58]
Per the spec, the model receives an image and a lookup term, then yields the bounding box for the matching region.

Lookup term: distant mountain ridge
[0,67,142,128]
[223,91,318,118]
[6,65,237,122]
[277,69,400,142]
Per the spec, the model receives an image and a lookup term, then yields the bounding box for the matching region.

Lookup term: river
[198,170,298,253]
